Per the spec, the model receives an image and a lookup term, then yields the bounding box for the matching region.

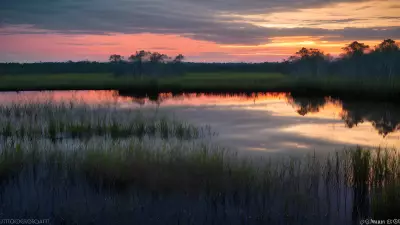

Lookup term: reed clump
[0,144,24,183]
[80,143,232,192]
[0,101,215,141]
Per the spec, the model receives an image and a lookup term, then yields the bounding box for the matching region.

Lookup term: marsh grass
[0,136,399,224]
[346,146,400,220]
[0,101,399,224]
[0,101,214,141]
[80,143,231,192]
[0,144,24,183]
[372,182,400,219]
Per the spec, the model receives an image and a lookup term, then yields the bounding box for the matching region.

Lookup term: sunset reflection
[0,90,399,150]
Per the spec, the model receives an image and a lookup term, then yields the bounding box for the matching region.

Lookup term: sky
[1,0,399,62]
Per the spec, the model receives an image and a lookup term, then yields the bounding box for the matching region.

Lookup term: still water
[1,90,399,155]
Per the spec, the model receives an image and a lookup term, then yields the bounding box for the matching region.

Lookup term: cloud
[1,0,399,45]
[379,16,400,20]
[57,42,118,46]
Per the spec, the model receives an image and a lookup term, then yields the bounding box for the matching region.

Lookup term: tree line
[285,39,400,80]
[0,39,398,79]
[107,51,185,77]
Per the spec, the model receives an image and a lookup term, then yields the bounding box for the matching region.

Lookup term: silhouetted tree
[128,50,151,77]
[173,54,185,63]
[372,39,400,81]
[109,54,125,76]
[288,47,328,76]
[341,41,370,58]
[324,41,371,77]
[376,39,399,53]
[149,52,168,63]
[109,54,124,63]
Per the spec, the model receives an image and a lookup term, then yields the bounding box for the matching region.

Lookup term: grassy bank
[0,101,399,224]
[1,72,399,101]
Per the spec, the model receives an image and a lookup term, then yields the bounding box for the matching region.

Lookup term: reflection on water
[0,90,399,152]
[286,94,400,137]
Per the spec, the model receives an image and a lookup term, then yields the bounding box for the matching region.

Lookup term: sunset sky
[1,0,399,62]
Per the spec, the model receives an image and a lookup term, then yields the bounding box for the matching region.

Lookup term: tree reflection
[116,91,400,137]
[287,95,328,116]
[340,102,400,137]
[288,94,400,137]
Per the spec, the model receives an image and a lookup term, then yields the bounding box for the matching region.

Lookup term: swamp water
[0,90,399,224]
[1,90,398,156]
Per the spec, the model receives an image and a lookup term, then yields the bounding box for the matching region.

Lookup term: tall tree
[173,54,185,63]
[375,39,399,53]
[109,54,124,76]
[109,54,123,63]
[341,41,370,77]
[291,48,326,61]
[149,52,168,63]
[374,39,400,80]
[342,41,369,57]
[289,47,327,76]
[128,50,151,77]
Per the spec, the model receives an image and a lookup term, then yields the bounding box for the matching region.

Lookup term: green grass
[1,72,399,101]
[0,72,286,91]
[0,73,137,90]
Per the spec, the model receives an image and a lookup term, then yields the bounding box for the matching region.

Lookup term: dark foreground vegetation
[0,102,399,224]
[0,39,399,101]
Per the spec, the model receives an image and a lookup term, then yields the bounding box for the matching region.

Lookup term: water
[0,90,399,156]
